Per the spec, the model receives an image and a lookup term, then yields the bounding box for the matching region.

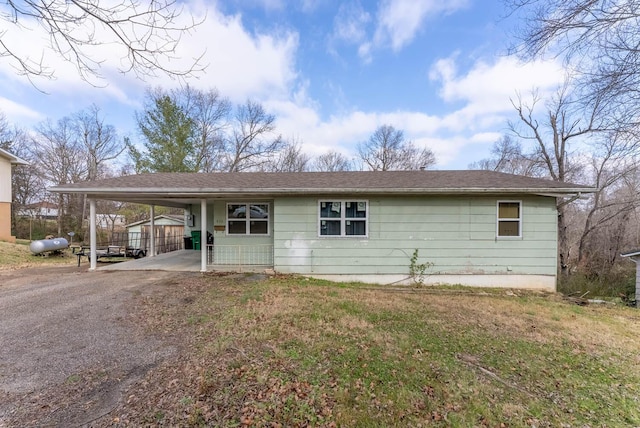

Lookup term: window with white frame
[497,201,522,238]
[227,203,270,235]
[319,200,368,237]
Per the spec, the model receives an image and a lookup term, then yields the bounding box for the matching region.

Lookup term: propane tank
[29,237,69,255]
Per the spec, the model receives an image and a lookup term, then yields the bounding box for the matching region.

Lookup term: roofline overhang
[125,214,185,228]
[621,251,640,258]
[0,148,29,165]
[49,186,597,196]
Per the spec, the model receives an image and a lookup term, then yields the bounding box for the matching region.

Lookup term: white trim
[225,202,270,236]
[318,200,369,238]
[496,200,522,239]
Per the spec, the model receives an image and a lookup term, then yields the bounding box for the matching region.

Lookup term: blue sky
[0,0,566,169]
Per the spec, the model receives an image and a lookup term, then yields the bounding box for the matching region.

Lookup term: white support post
[89,199,97,271]
[149,205,156,257]
[200,199,207,273]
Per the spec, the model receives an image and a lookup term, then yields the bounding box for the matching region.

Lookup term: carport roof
[49,170,596,208]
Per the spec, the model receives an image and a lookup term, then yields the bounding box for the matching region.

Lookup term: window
[319,200,368,237]
[497,201,521,238]
[227,203,269,235]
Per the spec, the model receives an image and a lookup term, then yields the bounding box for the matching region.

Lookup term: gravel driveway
[0,265,196,427]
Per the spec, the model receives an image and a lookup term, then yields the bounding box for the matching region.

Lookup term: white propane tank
[29,237,69,254]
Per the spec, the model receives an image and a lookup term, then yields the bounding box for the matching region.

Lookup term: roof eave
[621,251,640,258]
[49,186,596,195]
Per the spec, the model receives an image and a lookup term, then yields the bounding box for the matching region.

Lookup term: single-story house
[0,148,28,243]
[126,214,184,254]
[50,170,595,290]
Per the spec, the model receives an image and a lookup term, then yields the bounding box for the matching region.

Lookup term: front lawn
[112,275,640,427]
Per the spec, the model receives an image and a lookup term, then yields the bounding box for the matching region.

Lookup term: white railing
[206,244,274,266]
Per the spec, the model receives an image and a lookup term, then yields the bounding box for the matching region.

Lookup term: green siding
[273,195,558,277]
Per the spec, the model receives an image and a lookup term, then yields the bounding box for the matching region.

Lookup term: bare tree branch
[0,0,205,84]
[357,124,436,171]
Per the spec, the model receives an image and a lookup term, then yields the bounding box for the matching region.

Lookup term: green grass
[133,276,640,427]
[0,240,76,270]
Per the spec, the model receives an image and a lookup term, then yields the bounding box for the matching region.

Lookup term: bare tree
[178,86,231,172]
[575,133,640,270]
[73,104,125,221]
[224,100,284,172]
[314,150,353,172]
[508,0,640,133]
[469,134,544,176]
[74,105,123,181]
[1,1,204,83]
[510,85,604,275]
[264,139,311,172]
[357,125,436,171]
[31,118,88,235]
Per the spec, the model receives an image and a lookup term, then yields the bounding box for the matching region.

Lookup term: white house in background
[0,148,28,242]
[17,201,59,219]
[96,214,126,230]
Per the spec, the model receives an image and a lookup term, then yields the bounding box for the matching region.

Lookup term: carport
[51,176,216,273]
[51,174,284,274]
[96,249,201,272]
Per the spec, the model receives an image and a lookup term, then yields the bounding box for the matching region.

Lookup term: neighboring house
[17,201,59,219]
[51,170,595,290]
[0,148,28,242]
[126,215,184,254]
[96,214,126,230]
[620,250,640,307]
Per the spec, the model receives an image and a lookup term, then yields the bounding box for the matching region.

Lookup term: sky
[0,0,567,170]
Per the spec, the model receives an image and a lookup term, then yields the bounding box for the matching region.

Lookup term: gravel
[0,266,196,427]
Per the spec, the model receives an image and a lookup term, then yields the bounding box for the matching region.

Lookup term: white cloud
[373,0,470,51]
[429,55,566,133]
[0,1,299,126]
[0,97,43,124]
[132,3,299,104]
[333,3,371,43]
[266,53,569,170]
[431,55,566,107]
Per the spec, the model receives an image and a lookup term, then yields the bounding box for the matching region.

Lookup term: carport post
[200,199,207,273]
[89,199,97,271]
[149,205,155,257]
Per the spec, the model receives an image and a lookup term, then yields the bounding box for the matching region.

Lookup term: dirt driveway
[0,265,197,427]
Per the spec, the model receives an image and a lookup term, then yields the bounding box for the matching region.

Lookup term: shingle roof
[51,170,594,195]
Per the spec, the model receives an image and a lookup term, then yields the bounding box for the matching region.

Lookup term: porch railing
[207,244,273,266]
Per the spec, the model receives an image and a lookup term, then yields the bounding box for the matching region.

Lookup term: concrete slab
[97,250,201,272]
